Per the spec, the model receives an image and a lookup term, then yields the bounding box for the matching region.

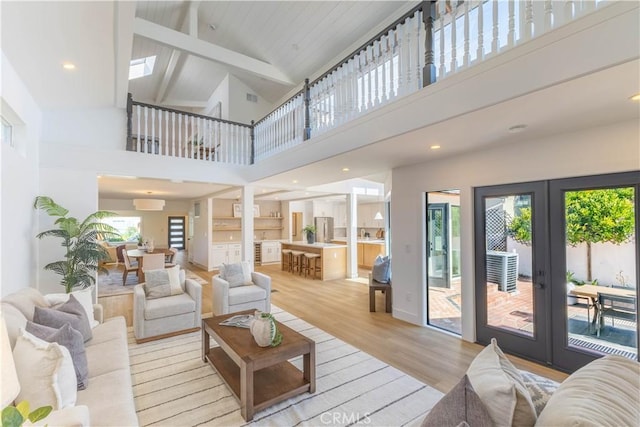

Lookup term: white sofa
[1,288,138,426]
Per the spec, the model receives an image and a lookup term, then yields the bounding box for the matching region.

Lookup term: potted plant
[34,196,121,293]
[303,224,317,244]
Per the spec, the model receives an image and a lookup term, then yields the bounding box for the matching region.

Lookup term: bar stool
[290,250,305,275]
[303,253,321,279]
[281,249,293,272]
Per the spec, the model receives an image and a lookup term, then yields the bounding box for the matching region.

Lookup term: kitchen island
[332,239,386,269]
[281,242,346,281]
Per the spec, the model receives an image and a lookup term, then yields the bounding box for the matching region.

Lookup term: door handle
[534,270,545,289]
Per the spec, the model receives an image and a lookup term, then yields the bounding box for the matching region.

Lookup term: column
[241,186,255,264]
[346,192,358,278]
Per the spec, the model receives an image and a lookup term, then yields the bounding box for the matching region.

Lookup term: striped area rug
[128,306,443,426]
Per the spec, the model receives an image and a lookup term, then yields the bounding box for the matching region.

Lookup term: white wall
[227,74,274,124]
[0,52,42,297]
[98,198,190,248]
[391,119,640,342]
[201,75,230,121]
[37,168,99,295]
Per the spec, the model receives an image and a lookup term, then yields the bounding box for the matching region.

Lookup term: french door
[475,172,639,370]
[474,181,550,363]
[428,203,450,288]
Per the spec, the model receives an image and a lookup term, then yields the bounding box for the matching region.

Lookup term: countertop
[282,241,347,248]
[332,239,385,244]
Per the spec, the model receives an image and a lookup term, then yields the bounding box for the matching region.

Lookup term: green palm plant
[34,196,121,293]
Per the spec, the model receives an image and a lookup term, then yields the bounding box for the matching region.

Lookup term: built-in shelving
[212,216,283,232]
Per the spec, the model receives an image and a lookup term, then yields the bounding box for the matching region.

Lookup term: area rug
[128,306,443,427]
[99,267,208,297]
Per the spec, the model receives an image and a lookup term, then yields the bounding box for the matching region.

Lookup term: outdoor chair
[596,293,637,337]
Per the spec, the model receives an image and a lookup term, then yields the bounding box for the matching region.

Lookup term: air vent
[246,93,258,103]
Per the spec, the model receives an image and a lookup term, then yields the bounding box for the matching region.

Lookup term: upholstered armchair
[133,269,202,342]
[212,268,271,316]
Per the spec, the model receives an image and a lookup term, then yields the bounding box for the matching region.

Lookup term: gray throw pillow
[421,374,492,427]
[25,321,89,390]
[143,269,171,299]
[33,294,92,342]
[372,255,391,283]
[222,263,246,288]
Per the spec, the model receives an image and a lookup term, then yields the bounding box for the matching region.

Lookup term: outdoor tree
[508,188,635,282]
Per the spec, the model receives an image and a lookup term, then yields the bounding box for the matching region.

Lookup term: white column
[241,186,255,265]
[346,192,358,278]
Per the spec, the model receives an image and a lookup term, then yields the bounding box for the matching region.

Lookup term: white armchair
[133,270,202,342]
[212,271,271,316]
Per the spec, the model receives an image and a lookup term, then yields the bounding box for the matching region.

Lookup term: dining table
[126,248,173,282]
[569,284,636,325]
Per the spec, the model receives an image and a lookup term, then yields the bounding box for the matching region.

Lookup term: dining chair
[165,247,179,268]
[142,253,166,272]
[596,293,637,337]
[122,251,138,286]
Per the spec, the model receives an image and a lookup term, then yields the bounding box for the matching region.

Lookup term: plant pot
[566,282,577,305]
[306,234,315,244]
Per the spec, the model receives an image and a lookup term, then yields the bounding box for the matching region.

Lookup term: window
[1,116,13,147]
[101,216,141,242]
[129,55,156,80]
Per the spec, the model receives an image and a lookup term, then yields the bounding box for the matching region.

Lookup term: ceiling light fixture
[430,145,441,150]
[342,167,350,172]
[133,199,165,211]
[292,180,298,184]
[508,124,528,133]
[630,93,640,102]
[62,63,76,70]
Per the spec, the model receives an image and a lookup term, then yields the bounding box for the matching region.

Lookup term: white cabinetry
[211,243,242,267]
[334,202,347,227]
[358,203,383,228]
[261,241,281,264]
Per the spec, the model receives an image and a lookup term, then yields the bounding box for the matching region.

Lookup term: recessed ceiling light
[342,167,350,172]
[630,93,640,102]
[262,189,267,193]
[430,145,441,150]
[62,63,76,70]
[292,180,298,184]
[508,124,528,133]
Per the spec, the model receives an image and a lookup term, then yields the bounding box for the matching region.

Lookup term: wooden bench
[369,273,392,313]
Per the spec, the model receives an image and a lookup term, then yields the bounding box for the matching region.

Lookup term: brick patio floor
[428,278,637,357]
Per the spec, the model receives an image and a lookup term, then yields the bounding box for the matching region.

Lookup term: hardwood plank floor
[99,254,568,393]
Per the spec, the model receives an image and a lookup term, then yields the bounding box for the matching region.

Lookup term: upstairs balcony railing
[126,0,606,166]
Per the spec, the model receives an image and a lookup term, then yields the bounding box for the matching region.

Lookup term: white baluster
[438,1,447,76]
[404,18,413,93]
[136,105,141,152]
[177,113,182,157]
[564,0,575,23]
[476,0,484,63]
[449,3,458,72]
[389,29,397,98]
[544,0,554,30]
[171,112,175,157]
[151,107,156,154]
[164,109,168,156]
[508,0,516,47]
[492,0,499,54]
[415,11,423,89]
[525,0,534,40]
[463,1,470,67]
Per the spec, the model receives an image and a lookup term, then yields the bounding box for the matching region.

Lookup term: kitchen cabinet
[261,241,281,264]
[357,243,364,266]
[211,243,242,267]
[357,203,384,228]
[334,202,347,227]
[363,243,386,268]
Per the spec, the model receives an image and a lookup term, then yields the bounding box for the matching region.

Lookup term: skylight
[129,55,156,80]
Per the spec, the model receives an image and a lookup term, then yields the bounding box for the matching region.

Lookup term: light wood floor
[98,255,568,393]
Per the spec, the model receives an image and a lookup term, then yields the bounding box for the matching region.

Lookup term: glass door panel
[475,182,548,363]
[428,203,449,288]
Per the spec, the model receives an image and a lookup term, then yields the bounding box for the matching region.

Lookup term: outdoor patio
[428,278,638,360]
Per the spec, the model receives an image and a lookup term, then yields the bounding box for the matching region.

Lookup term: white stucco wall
[1,52,42,297]
[391,119,640,342]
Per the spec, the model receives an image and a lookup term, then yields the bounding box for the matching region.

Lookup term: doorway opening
[426,190,461,335]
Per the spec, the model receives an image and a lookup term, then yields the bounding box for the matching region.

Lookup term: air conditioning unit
[486,250,518,292]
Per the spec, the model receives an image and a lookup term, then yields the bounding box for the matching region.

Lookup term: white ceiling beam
[188,1,199,37]
[134,17,294,86]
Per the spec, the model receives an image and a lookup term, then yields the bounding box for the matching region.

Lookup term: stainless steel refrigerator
[314,217,334,243]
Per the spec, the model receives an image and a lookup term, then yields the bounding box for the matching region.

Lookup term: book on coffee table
[219,314,253,328]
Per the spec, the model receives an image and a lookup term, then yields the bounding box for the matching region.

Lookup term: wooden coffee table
[202,311,316,421]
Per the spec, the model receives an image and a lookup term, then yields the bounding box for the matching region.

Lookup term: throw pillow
[519,370,560,416]
[466,338,537,427]
[25,321,89,390]
[33,294,93,342]
[421,375,492,427]
[2,287,50,321]
[372,255,391,283]
[221,262,252,287]
[13,329,77,410]
[166,265,183,295]
[45,287,99,328]
[143,268,171,299]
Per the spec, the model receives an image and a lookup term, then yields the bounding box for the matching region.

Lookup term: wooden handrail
[131,99,252,129]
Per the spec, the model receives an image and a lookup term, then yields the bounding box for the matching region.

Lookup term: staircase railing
[126,0,605,166]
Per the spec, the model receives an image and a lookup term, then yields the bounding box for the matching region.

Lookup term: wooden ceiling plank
[134,17,294,86]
